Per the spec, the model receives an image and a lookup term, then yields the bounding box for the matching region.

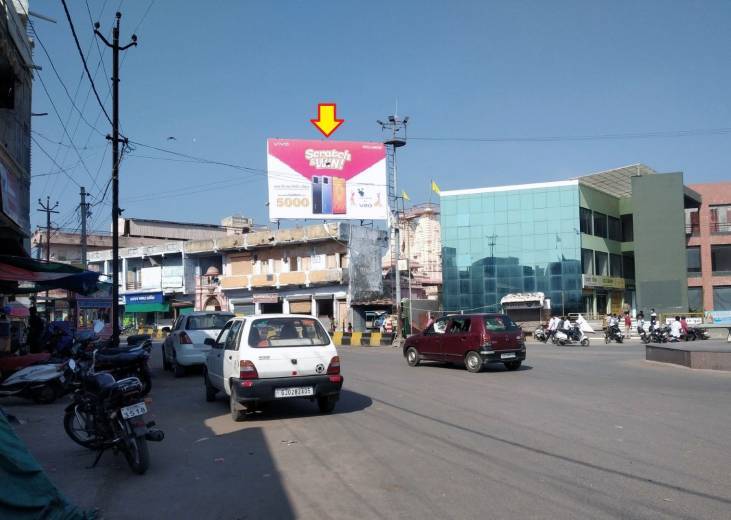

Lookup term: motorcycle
[0,352,52,383]
[641,325,669,344]
[77,333,153,396]
[553,324,590,346]
[63,354,164,475]
[0,358,71,403]
[685,327,710,341]
[604,326,624,344]
[533,325,549,343]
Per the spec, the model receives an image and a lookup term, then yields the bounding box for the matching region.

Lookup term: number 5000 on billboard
[266,138,388,221]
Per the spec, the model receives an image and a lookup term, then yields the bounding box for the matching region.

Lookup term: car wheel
[162,344,171,371]
[581,338,590,347]
[464,351,483,373]
[204,369,217,402]
[405,347,421,367]
[317,395,337,413]
[172,353,185,378]
[230,392,247,422]
[504,361,522,371]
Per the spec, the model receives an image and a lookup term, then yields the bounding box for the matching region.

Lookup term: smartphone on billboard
[312,176,322,214]
[332,177,346,214]
[321,176,333,214]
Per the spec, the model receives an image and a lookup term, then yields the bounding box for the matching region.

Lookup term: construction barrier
[332,332,395,346]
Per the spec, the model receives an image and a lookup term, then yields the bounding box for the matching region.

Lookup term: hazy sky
[28,0,731,232]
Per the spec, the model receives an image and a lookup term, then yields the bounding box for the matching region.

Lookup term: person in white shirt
[669,316,682,341]
[547,316,558,339]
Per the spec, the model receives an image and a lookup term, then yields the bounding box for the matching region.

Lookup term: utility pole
[378,114,409,342]
[37,196,59,320]
[79,186,90,267]
[95,12,137,347]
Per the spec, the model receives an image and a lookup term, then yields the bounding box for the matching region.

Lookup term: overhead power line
[60,0,113,126]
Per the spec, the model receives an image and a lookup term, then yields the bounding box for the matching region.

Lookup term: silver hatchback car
[162,311,234,377]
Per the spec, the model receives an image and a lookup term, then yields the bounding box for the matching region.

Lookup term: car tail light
[179,332,192,344]
[239,360,258,380]
[327,356,340,375]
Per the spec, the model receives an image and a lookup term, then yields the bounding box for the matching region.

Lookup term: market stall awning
[125,303,169,313]
[0,255,101,296]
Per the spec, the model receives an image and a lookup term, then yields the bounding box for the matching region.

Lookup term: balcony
[685,224,700,236]
[219,269,344,290]
[711,223,731,235]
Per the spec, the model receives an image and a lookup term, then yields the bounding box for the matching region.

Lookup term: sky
[28,0,731,233]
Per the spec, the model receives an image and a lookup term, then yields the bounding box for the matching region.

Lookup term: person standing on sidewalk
[624,312,632,338]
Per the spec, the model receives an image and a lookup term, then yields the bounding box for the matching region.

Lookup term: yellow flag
[402,190,410,201]
[431,180,441,194]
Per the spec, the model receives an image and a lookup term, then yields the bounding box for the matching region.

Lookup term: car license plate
[120,402,147,419]
[274,386,314,398]
[501,353,516,359]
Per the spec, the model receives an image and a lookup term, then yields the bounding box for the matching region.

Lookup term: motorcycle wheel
[123,434,150,475]
[604,334,610,344]
[617,337,623,344]
[63,407,98,449]
[139,369,152,396]
[581,338,590,347]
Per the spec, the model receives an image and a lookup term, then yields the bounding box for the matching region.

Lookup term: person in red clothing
[680,316,689,336]
[624,312,632,338]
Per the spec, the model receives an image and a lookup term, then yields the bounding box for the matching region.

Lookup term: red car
[403,313,526,372]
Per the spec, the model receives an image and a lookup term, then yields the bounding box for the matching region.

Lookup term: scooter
[533,325,549,343]
[0,359,70,403]
[554,325,590,346]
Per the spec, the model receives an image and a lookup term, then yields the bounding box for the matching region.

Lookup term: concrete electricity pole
[37,196,59,320]
[378,115,409,341]
[95,12,137,347]
[79,186,90,267]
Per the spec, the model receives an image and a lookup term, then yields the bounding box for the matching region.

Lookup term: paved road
[5,341,731,519]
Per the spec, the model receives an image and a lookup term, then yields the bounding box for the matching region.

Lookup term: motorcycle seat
[95,347,146,364]
[126,334,151,346]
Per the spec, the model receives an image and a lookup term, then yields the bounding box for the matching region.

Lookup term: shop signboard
[253,293,279,304]
[123,292,163,305]
[582,275,625,290]
[267,138,388,221]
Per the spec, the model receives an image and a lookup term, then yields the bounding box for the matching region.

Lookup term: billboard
[267,138,388,221]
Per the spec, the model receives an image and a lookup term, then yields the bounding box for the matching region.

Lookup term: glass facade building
[441,181,583,315]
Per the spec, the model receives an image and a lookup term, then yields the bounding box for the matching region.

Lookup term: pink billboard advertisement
[266,138,388,221]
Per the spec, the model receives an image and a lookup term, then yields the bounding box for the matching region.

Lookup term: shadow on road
[417,361,534,374]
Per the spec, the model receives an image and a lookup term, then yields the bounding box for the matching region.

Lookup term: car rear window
[186,314,234,330]
[248,317,330,348]
[484,315,520,331]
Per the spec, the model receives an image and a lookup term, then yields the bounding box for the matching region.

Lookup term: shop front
[581,275,627,316]
[123,291,171,328]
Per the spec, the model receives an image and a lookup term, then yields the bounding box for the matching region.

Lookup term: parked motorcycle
[76,333,153,396]
[0,352,52,383]
[641,325,669,344]
[685,327,710,341]
[0,359,71,403]
[604,326,624,344]
[63,355,164,475]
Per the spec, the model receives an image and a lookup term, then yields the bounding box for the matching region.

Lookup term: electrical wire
[31,135,82,188]
[60,0,113,126]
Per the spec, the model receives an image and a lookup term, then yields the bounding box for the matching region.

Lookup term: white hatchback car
[202,314,343,421]
[162,311,234,377]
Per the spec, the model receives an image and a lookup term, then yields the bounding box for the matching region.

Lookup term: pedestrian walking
[624,312,632,338]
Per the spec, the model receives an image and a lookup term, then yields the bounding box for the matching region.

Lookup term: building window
[713,286,731,311]
[593,212,608,238]
[688,287,703,312]
[710,205,731,234]
[685,208,699,235]
[711,245,731,275]
[620,214,634,242]
[581,249,594,275]
[610,254,622,277]
[579,207,592,234]
[595,251,609,276]
[687,246,701,277]
[608,216,621,241]
[622,255,635,280]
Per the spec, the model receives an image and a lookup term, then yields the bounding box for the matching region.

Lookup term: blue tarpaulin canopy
[0,255,102,295]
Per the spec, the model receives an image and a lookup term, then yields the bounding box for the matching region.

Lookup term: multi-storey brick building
[686,182,731,319]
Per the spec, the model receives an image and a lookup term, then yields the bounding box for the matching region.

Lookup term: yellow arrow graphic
[311,103,344,138]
